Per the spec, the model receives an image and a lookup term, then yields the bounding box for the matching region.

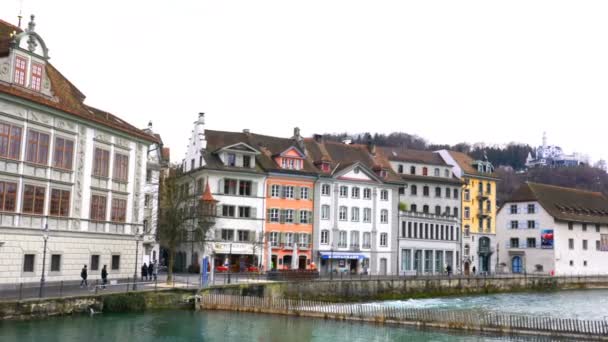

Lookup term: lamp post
[39,223,49,298]
[133,228,141,290]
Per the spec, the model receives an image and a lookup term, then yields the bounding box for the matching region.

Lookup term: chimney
[313,134,323,143]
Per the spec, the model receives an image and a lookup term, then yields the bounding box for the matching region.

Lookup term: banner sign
[541,229,554,249]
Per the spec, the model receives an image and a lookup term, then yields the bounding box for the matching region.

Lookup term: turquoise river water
[1,289,606,341]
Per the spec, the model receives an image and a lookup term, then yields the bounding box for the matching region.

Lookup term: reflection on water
[0,310,564,342]
[376,289,608,320]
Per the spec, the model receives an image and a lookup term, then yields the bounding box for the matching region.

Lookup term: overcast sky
[2,1,607,164]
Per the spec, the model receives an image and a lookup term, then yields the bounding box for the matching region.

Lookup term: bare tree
[158,169,216,283]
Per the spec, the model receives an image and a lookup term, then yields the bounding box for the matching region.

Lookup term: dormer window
[14,56,27,87]
[227,153,236,166]
[321,162,330,172]
[30,62,43,91]
[281,157,302,170]
[243,155,251,168]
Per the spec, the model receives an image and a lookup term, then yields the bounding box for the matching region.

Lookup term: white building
[526,132,589,168]
[497,182,608,275]
[306,138,399,275]
[378,147,462,275]
[0,17,157,285]
[177,114,266,272]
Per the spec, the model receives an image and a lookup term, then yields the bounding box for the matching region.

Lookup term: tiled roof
[445,150,499,179]
[0,20,157,144]
[378,146,447,166]
[508,182,608,224]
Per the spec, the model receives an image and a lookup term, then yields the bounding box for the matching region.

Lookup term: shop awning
[319,252,366,260]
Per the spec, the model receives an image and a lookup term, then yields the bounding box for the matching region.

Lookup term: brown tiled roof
[445,150,499,179]
[508,182,608,224]
[378,146,447,166]
[0,20,157,143]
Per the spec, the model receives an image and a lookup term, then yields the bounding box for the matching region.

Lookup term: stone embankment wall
[0,290,196,320]
[201,275,608,302]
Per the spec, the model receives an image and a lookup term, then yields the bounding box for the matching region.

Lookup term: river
[1,289,606,341]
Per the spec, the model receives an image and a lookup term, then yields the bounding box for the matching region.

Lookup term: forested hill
[321,132,533,170]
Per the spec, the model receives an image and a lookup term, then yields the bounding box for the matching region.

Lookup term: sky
[1,1,607,164]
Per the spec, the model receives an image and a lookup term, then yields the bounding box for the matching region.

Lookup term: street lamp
[39,223,49,298]
[133,228,141,290]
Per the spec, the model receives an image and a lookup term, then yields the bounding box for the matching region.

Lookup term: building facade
[437,150,498,274]
[378,148,462,275]
[525,132,589,168]
[497,182,608,275]
[0,17,157,285]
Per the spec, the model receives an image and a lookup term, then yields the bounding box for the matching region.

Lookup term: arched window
[410,166,416,175]
[464,244,470,256]
[446,188,451,198]
[445,206,450,216]
[444,169,450,178]
[435,187,441,197]
[422,167,428,176]
[398,164,403,173]
[410,204,417,212]
[423,186,429,196]
[423,205,429,213]
[410,185,417,196]
[434,168,440,177]
[434,206,441,215]
[453,207,458,217]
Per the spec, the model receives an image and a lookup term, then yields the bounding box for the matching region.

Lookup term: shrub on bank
[103,293,146,313]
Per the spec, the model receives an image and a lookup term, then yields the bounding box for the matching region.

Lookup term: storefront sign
[212,242,255,254]
[540,229,554,249]
[319,251,366,260]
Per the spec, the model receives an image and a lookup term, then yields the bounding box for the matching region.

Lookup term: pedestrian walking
[80,265,88,287]
[446,264,452,277]
[151,261,158,281]
[472,266,477,275]
[101,265,108,289]
[141,263,148,281]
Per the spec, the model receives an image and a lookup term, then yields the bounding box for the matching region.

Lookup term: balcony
[477,208,492,218]
[400,211,459,223]
[506,242,538,249]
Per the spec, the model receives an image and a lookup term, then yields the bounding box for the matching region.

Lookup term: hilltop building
[525,133,589,168]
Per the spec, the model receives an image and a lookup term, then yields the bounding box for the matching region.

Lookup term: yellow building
[437,150,499,274]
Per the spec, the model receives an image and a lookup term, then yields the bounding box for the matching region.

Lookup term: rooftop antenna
[17,0,24,28]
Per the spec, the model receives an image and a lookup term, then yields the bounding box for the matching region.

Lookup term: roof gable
[279,146,305,158]
[217,142,260,154]
[334,162,381,183]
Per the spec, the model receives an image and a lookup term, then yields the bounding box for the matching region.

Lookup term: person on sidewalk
[101,265,108,289]
[141,263,148,281]
[80,265,88,288]
[151,261,158,281]
[446,264,452,277]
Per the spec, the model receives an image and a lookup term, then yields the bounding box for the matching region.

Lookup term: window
[111,198,127,222]
[50,189,70,217]
[284,209,294,223]
[90,255,100,271]
[146,170,153,182]
[527,204,536,214]
[423,205,429,213]
[238,206,251,218]
[568,222,573,230]
[300,210,310,224]
[423,186,429,197]
[486,183,492,194]
[339,206,347,221]
[380,209,388,223]
[510,221,519,229]
[510,238,519,248]
[221,229,234,241]
[464,225,470,237]
[380,233,388,247]
[444,169,450,178]
[422,167,428,176]
[398,164,403,173]
[26,129,50,165]
[351,187,360,198]
[351,207,360,221]
[227,153,236,166]
[334,231,346,248]
[30,62,43,91]
[339,186,348,197]
[111,255,121,270]
[239,180,252,196]
[363,232,371,248]
[237,230,250,242]
[435,187,441,198]
[464,189,470,201]
[300,187,309,200]
[510,205,518,214]
[23,254,35,273]
[269,232,279,246]
[321,205,330,220]
[14,55,27,86]
[486,217,492,231]
[435,205,441,216]
[527,238,536,248]
[0,181,17,212]
[363,208,372,222]
[271,184,281,197]
[113,153,129,182]
[582,223,587,232]
[144,194,151,208]
[410,185,417,196]
[50,254,61,272]
[464,207,470,219]
[269,208,279,222]
[321,184,331,196]
[363,188,371,199]
[380,190,388,201]
[410,204,417,212]
[527,220,536,229]
[402,249,412,271]
[93,148,110,177]
[453,207,458,218]
[569,238,574,249]
[584,260,588,267]
[569,260,574,266]
[320,230,329,244]
[596,224,601,233]
[22,185,45,215]
[0,122,22,160]
[434,168,440,177]
[223,179,237,195]
[90,195,107,221]
[410,166,416,175]
[583,240,588,250]
[222,205,235,217]
[243,155,251,168]
[446,188,451,198]
[597,240,601,251]
[350,231,360,247]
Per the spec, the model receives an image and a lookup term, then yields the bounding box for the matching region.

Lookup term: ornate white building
[0,17,157,285]
[526,132,589,168]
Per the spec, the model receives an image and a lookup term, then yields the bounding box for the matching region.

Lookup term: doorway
[380,258,387,275]
[512,256,523,274]
[298,256,307,270]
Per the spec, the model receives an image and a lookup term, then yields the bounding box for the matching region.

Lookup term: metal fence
[199,294,608,339]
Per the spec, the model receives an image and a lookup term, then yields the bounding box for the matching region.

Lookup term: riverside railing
[199,294,608,340]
